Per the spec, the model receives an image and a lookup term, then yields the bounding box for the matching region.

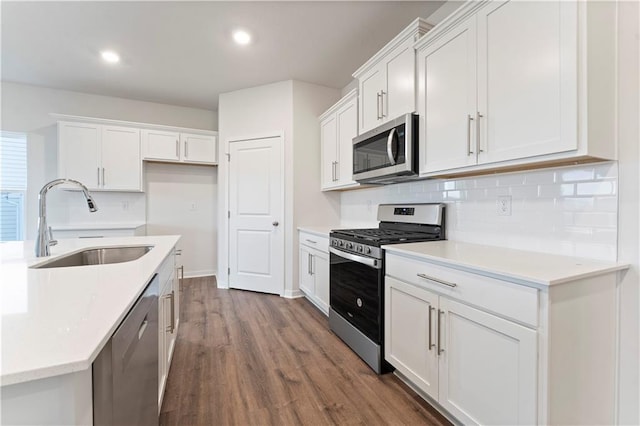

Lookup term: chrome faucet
[35,179,98,257]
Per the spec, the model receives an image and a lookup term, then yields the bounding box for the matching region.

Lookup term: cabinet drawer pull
[417,273,457,288]
[428,306,435,351]
[305,239,317,244]
[437,309,445,355]
[467,114,474,155]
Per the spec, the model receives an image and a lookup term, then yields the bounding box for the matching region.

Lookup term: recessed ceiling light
[101,50,120,64]
[233,30,251,46]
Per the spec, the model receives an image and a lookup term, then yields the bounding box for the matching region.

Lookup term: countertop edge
[383,242,630,288]
[297,226,333,238]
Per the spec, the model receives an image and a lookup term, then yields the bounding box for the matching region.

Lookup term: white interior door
[228,136,284,295]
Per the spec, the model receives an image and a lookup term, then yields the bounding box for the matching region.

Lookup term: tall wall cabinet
[353,18,432,134]
[319,89,359,191]
[416,0,617,176]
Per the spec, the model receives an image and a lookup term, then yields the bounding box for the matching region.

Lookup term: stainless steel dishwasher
[93,274,159,426]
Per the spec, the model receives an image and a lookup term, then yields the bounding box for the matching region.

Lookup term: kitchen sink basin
[31,245,153,269]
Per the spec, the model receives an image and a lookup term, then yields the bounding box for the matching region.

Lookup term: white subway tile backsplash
[559,168,595,182]
[341,163,619,261]
[576,181,616,196]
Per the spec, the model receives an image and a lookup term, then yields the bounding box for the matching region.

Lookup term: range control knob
[357,245,363,253]
[347,243,353,249]
[366,247,372,254]
[339,240,344,247]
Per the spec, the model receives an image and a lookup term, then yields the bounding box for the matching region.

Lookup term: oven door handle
[329,247,382,269]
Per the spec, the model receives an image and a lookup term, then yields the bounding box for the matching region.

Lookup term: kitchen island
[1,235,180,425]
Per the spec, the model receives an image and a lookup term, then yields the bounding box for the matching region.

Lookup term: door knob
[272,221,279,227]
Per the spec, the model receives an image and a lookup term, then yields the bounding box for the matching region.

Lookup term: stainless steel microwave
[352,113,419,184]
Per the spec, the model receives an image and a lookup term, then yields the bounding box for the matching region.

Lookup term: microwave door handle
[387,128,397,165]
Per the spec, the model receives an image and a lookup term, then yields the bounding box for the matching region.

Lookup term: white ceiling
[1,1,449,111]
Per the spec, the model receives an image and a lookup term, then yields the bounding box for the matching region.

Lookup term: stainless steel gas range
[328,203,445,373]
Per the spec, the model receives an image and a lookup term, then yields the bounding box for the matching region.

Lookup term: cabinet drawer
[299,231,329,252]
[386,253,538,327]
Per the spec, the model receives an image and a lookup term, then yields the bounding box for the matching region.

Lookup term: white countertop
[297,226,334,238]
[383,241,629,287]
[50,222,145,231]
[0,235,180,386]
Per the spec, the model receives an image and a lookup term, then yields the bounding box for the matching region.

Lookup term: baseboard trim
[282,289,303,299]
[183,270,216,279]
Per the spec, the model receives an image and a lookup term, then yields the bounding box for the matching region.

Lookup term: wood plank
[160,276,451,426]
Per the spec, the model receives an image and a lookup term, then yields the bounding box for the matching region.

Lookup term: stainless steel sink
[31,245,153,269]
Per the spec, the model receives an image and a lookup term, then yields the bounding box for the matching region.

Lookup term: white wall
[145,162,217,277]
[217,80,340,296]
[615,1,639,422]
[0,82,218,277]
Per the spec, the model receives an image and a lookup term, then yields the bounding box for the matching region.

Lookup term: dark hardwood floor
[160,276,451,426]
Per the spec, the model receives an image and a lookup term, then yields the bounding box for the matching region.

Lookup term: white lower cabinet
[385,277,536,425]
[385,247,621,425]
[158,249,180,410]
[298,231,330,315]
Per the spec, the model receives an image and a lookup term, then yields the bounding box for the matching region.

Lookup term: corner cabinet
[320,89,359,191]
[142,130,217,165]
[416,0,617,176]
[158,248,181,410]
[58,121,142,191]
[298,231,330,315]
[353,18,433,134]
[385,246,624,425]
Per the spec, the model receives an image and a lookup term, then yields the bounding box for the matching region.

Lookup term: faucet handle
[48,227,58,247]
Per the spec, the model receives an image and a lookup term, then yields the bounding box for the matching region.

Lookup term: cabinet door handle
[417,273,457,288]
[380,90,386,118]
[102,168,105,187]
[169,290,176,333]
[428,306,435,350]
[185,141,189,158]
[476,112,484,153]
[176,140,179,157]
[335,161,339,181]
[437,309,445,355]
[308,253,312,275]
[376,91,382,120]
[97,167,100,186]
[467,114,474,155]
[178,265,184,290]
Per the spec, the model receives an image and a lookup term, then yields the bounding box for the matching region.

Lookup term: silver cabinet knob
[272,221,279,227]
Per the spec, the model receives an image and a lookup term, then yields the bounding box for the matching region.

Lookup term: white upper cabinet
[319,89,359,191]
[142,129,180,162]
[354,18,432,134]
[58,121,142,191]
[416,0,616,176]
[142,130,217,165]
[476,0,577,164]
[419,16,478,172]
[101,126,142,191]
[180,133,217,164]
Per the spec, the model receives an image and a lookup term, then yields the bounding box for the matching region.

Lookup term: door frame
[221,131,286,295]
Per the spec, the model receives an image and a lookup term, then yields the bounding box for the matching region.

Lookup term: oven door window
[329,251,383,343]
[353,124,406,174]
